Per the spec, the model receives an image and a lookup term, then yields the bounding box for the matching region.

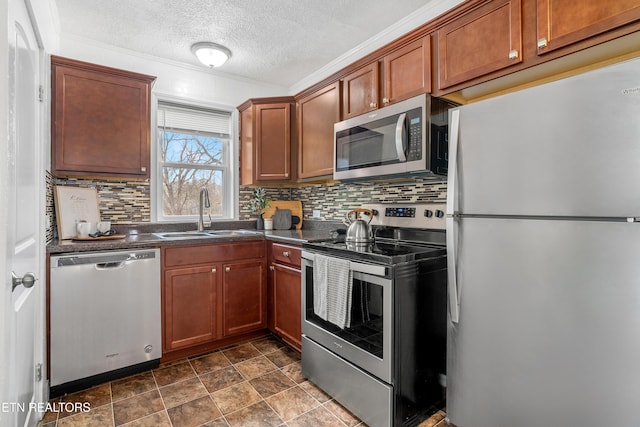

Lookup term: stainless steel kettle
[344,208,374,244]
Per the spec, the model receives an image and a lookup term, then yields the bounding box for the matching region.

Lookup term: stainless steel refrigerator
[445,57,640,427]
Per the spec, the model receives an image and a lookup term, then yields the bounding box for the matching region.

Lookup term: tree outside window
[157,102,233,221]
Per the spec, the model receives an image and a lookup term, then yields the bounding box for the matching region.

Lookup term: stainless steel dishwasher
[49,248,161,396]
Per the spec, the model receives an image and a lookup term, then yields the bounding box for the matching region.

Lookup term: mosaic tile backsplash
[239,178,447,221]
[46,172,151,241]
[46,172,446,240]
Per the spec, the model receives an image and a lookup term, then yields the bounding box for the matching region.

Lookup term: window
[157,101,234,221]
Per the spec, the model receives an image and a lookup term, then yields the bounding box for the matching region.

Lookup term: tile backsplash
[46,172,446,240]
[243,177,447,221]
[46,172,151,241]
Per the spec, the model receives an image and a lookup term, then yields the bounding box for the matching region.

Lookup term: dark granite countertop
[47,221,342,254]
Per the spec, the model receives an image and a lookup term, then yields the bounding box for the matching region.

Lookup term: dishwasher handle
[53,250,157,267]
[95,261,126,270]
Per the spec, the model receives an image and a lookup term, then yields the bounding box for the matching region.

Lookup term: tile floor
[41,335,448,427]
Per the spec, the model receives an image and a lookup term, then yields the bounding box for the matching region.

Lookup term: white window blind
[156,101,235,221]
[157,102,231,135]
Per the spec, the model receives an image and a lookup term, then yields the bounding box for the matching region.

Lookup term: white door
[4,0,44,425]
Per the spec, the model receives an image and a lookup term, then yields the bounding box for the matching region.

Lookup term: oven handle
[301,251,387,277]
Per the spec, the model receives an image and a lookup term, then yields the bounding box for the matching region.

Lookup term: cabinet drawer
[164,241,265,268]
[270,242,302,268]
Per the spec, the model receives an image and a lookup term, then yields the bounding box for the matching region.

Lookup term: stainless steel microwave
[333,94,457,181]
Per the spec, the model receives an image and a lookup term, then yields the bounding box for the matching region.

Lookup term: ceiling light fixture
[191,42,232,68]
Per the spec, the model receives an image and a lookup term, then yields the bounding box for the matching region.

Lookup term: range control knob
[424,210,433,218]
[435,210,445,218]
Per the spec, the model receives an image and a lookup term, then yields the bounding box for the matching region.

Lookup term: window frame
[152,96,238,223]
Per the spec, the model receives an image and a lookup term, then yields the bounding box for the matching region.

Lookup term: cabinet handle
[282,251,290,257]
[508,50,519,60]
[269,265,275,271]
[382,97,389,105]
[140,167,147,173]
[211,268,217,273]
[225,267,230,272]
[537,38,548,49]
[369,102,377,108]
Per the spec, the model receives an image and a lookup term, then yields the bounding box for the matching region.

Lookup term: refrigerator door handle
[446,216,460,323]
[395,113,407,162]
[446,108,461,323]
[446,108,460,216]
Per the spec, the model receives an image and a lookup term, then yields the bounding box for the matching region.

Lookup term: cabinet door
[163,265,217,352]
[272,263,302,350]
[437,0,522,90]
[537,0,640,54]
[240,107,254,185]
[223,260,267,336]
[255,103,292,181]
[297,82,341,179]
[51,57,154,178]
[383,36,431,106]
[342,62,380,119]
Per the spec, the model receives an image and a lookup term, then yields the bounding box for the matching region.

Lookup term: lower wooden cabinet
[161,241,266,358]
[163,265,218,352]
[268,242,302,351]
[223,260,267,336]
[272,263,302,350]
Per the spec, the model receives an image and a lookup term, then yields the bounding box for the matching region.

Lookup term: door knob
[12,271,36,292]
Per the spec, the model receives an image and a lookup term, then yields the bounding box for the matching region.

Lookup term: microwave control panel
[407,110,422,161]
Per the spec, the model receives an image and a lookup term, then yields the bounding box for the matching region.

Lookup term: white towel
[313,255,328,320]
[312,254,353,329]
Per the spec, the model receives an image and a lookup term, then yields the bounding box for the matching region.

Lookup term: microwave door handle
[395,112,407,162]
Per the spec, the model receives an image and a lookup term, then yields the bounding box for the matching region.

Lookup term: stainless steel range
[301,203,447,427]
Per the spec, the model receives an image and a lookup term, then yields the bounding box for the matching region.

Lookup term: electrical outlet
[312,210,322,219]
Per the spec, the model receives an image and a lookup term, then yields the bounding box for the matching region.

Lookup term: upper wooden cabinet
[239,97,295,185]
[536,0,640,55]
[342,62,380,119]
[437,0,523,90]
[342,35,432,118]
[296,81,341,179]
[382,36,432,106]
[51,56,155,178]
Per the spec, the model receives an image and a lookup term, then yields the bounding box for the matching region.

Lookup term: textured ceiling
[55,0,437,88]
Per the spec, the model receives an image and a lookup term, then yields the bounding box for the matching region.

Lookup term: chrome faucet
[197,187,211,231]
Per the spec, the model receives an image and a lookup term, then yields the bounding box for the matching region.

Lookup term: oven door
[301,252,393,383]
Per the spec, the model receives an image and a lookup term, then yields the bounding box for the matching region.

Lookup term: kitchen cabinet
[51,56,155,178]
[268,242,302,351]
[437,0,522,90]
[223,260,267,336]
[342,35,432,118]
[296,81,341,179]
[342,62,380,119]
[536,0,640,55]
[381,36,431,106]
[239,97,295,185]
[161,241,266,357]
[163,265,218,352]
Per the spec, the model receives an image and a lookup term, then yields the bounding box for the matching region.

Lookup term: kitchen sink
[153,230,262,239]
[153,231,217,239]
[206,230,262,236]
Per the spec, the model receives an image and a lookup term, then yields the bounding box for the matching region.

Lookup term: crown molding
[287,0,465,95]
